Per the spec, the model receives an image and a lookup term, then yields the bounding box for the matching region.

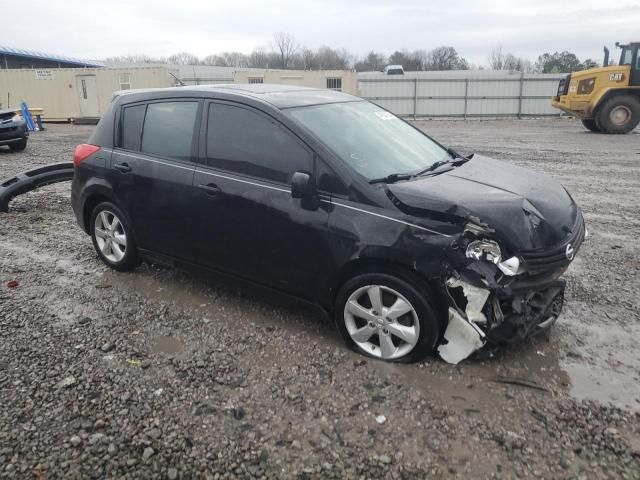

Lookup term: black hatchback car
[71,84,584,364]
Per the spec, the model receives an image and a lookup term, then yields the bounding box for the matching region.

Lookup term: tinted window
[121,104,145,151]
[141,101,198,161]
[317,159,348,195]
[206,103,311,183]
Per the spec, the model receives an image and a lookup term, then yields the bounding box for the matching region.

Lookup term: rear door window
[141,101,199,161]
[121,104,146,151]
[206,103,312,184]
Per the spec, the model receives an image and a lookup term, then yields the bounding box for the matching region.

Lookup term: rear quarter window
[121,104,146,151]
[141,101,199,161]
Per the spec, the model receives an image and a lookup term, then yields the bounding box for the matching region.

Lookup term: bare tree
[104,54,162,65]
[103,35,483,74]
[488,46,506,70]
[314,46,351,70]
[221,52,248,67]
[203,54,226,66]
[248,47,270,68]
[273,32,298,69]
[299,48,317,70]
[354,51,387,71]
[488,46,533,72]
[424,46,468,70]
[168,52,201,65]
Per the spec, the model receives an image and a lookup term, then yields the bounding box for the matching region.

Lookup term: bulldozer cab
[617,43,640,86]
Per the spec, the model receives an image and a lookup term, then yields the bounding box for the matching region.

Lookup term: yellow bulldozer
[552,42,639,133]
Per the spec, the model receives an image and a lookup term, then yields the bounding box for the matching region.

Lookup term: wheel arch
[593,87,640,115]
[80,184,131,235]
[328,257,448,320]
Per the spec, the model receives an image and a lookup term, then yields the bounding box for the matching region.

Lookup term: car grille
[556,74,570,97]
[520,213,585,274]
[0,126,17,133]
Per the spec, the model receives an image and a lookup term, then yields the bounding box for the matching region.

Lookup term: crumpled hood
[386,155,579,251]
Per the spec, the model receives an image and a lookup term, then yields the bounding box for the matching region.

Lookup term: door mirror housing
[291,171,315,199]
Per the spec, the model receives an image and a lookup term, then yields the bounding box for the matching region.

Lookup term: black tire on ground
[334,272,442,363]
[581,119,601,133]
[595,95,640,134]
[90,201,141,272]
[9,140,27,151]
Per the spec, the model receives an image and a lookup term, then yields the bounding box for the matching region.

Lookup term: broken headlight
[466,239,501,263]
[465,239,523,276]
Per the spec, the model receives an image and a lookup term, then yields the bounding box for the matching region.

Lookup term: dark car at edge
[0,109,28,151]
[71,84,585,364]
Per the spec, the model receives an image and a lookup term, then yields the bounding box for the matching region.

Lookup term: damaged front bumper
[438,273,566,364]
[436,211,584,364]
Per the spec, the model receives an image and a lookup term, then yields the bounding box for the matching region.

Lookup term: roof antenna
[169,72,185,87]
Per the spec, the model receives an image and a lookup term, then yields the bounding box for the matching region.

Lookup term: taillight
[73,144,100,167]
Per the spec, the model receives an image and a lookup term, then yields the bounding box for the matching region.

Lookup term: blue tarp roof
[0,45,105,68]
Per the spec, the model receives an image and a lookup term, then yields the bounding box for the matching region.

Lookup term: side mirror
[291,171,315,199]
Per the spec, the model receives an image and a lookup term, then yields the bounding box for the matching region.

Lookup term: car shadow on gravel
[103,261,339,338]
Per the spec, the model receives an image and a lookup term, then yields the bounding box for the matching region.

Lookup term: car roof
[114,83,361,109]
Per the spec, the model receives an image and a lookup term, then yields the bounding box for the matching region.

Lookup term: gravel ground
[0,120,639,479]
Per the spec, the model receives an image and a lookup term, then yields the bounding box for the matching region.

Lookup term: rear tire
[581,119,600,133]
[90,202,141,272]
[334,273,441,363]
[9,140,27,151]
[595,95,640,134]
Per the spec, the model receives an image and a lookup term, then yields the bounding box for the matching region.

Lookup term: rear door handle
[197,183,222,196]
[114,162,131,173]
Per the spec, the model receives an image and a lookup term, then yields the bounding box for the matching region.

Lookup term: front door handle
[197,183,222,197]
[114,162,131,173]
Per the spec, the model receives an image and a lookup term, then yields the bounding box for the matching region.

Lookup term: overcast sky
[3,0,639,65]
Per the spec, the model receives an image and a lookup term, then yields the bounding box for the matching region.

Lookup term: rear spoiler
[0,162,74,212]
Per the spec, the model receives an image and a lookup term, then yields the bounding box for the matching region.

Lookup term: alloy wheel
[343,285,420,360]
[94,210,127,263]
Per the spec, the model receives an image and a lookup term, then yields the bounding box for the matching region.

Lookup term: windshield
[288,101,449,180]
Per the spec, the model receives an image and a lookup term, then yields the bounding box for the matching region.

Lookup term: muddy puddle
[559,303,640,411]
[151,335,184,354]
[102,264,640,412]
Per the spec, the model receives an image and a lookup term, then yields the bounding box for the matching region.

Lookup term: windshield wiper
[369,149,471,184]
[414,149,470,176]
[369,173,414,184]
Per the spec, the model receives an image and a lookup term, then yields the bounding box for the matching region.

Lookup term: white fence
[358,72,565,118]
[169,68,566,118]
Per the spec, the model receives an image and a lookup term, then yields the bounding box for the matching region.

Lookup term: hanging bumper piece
[0,162,74,212]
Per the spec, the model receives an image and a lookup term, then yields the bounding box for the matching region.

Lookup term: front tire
[334,273,441,363]
[595,95,640,134]
[581,119,600,133]
[90,202,140,271]
[9,140,27,151]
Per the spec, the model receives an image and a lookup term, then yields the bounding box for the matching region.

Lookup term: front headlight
[466,239,501,263]
[466,239,524,276]
[577,77,596,95]
[11,114,23,123]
